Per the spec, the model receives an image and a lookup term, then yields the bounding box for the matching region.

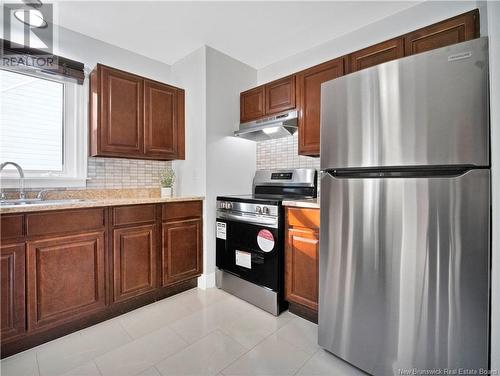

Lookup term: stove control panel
[217,201,279,217]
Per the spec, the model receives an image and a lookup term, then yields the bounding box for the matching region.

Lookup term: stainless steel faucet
[0,162,26,200]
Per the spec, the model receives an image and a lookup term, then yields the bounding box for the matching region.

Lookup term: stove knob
[255,206,262,214]
[262,207,270,215]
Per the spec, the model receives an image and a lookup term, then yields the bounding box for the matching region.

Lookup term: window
[0,69,87,187]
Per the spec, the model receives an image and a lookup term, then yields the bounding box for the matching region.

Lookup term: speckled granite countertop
[282,198,320,209]
[0,188,204,214]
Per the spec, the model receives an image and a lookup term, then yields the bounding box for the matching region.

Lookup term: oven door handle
[217,211,278,228]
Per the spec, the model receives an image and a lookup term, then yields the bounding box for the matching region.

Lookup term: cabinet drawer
[112,204,156,226]
[1,214,25,241]
[162,201,202,221]
[286,208,320,229]
[26,208,105,237]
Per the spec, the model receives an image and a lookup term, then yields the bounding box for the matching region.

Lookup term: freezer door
[320,38,489,170]
[318,169,490,375]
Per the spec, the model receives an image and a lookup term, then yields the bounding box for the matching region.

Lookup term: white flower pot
[161,187,173,198]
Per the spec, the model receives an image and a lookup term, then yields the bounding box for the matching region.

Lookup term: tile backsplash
[256,134,320,171]
[87,157,171,189]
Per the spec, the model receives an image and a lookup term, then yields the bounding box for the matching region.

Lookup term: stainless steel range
[216,169,317,315]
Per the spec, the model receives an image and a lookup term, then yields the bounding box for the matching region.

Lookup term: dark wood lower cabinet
[0,201,203,357]
[162,218,203,286]
[26,232,106,331]
[1,243,26,341]
[113,224,157,302]
[286,227,319,311]
[285,207,319,322]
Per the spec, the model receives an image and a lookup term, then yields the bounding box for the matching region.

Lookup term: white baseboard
[197,272,216,289]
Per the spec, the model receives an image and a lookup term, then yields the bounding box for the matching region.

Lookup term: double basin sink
[0,198,86,208]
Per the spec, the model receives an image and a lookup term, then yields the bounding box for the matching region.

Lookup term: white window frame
[0,70,88,188]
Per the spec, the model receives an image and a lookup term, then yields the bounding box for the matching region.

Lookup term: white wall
[258,1,486,84]
[171,47,207,198]
[487,1,500,369]
[170,46,257,288]
[54,25,172,83]
[205,47,257,285]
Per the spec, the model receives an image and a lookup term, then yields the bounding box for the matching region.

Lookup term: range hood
[234,110,298,141]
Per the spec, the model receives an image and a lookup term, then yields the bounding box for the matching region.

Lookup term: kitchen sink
[0,199,87,208]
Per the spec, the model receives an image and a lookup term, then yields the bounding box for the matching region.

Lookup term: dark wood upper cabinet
[265,75,296,116]
[1,243,26,341]
[89,64,185,161]
[404,9,479,56]
[240,76,297,123]
[237,8,480,158]
[27,231,106,331]
[240,86,266,123]
[348,37,404,73]
[297,58,344,156]
[144,80,184,160]
[94,65,144,158]
[113,224,157,303]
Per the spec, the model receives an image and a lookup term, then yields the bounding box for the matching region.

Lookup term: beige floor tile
[60,361,101,376]
[156,330,247,376]
[296,350,368,376]
[169,287,232,313]
[137,367,162,376]
[275,317,320,355]
[169,296,254,343]
[37,321,131,376]
[220,334,311,376]
[95,325,188,376]
[119,298,192,339]
[0,349,39,376]
[219,309,294,349]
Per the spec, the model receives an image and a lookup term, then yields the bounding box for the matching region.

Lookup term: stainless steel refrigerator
[319,37,490,375]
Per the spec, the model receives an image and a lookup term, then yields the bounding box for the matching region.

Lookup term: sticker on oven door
[236,250,252,269]
[257,229,275,252]
[216,222,226,240]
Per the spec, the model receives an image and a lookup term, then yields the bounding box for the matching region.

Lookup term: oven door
[216,212,282,291]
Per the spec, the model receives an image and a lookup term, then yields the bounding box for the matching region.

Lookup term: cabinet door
[1,243,26,341]
[297,58,344,156]
[348,37,404,73]
[286,227,319,311]
[404,10,478,56]
[240,86,265,123]
[113,224,157,303]
[100,65,144,157]
[27,232,105,330]
[265,75,296,116]
[162,218,202,286]
[144,80,179,160]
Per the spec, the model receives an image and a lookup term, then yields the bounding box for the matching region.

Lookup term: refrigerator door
[320,38,489,170]
[319,169,490,375]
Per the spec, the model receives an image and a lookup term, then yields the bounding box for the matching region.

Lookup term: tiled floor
[0,288,367,376]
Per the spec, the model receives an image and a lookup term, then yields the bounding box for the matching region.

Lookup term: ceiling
[53,1,420,69]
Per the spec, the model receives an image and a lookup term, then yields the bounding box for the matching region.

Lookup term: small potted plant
[160,167,175,198]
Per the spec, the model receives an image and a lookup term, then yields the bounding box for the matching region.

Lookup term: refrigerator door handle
[321,166,485,179]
